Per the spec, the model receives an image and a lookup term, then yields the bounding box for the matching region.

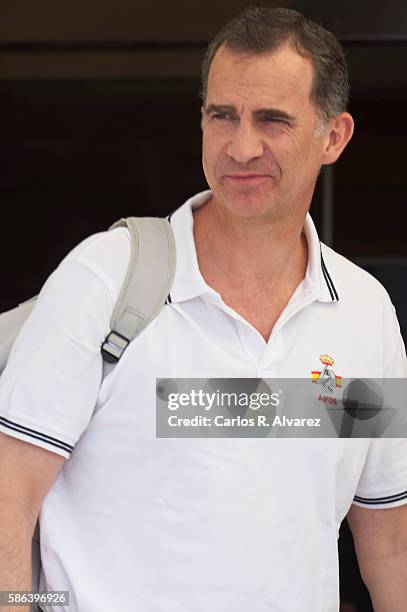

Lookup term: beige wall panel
[0,49,204,78]
[0,0,288,43]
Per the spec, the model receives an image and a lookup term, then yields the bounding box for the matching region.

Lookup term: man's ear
[322,112,354,165]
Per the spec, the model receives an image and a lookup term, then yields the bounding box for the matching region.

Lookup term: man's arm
[346,502,407,611]
[0,433,64,612]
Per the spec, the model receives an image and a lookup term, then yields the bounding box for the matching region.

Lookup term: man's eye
[262,118,286,124]
[212,113,234,121]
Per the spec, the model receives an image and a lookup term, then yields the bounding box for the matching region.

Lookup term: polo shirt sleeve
[353,305,407,509]
[0,228,130,458]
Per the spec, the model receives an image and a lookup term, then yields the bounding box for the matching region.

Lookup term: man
[0,6,406,612]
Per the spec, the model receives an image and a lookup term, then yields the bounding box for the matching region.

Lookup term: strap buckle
[101,331,130,364]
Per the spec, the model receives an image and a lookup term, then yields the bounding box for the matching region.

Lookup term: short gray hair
[201,6,350,137]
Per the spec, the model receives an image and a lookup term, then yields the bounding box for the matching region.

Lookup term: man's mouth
[224,173,270,184]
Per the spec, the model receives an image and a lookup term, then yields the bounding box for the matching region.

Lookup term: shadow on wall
[340,603,358,612]
[362,264,407,347]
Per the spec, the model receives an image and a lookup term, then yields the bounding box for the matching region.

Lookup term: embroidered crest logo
[311,354,342,394]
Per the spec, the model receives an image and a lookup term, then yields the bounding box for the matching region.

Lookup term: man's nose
[226,121,264,163]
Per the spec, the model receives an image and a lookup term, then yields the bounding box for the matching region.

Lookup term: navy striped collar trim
[165,210,175,305]
[320,248,339,302]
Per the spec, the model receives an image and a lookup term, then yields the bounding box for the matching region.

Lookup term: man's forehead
[207,43,314,109]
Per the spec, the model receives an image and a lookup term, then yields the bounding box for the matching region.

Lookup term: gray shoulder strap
[101,217,176,363]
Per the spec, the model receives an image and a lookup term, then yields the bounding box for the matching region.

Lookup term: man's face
[201,43,331,221]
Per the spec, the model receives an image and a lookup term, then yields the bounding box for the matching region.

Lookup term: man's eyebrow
[204,104,237,116]
[204,104,296,123]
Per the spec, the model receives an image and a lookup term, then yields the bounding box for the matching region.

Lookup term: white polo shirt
[1,190,407,612]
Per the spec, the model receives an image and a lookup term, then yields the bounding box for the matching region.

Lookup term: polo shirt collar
[167,190,339,304]
[167,190,213,302]
[302,211,340,303]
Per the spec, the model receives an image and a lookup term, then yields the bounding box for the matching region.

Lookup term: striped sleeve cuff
[353,489,407,507]
[0,415,74,458]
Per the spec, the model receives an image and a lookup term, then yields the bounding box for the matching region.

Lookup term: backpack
[0,216,176,601]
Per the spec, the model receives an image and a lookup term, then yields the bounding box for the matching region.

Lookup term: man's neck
[192,196,308,293]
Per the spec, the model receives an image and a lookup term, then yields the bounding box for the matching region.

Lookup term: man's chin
[217,185,278,219]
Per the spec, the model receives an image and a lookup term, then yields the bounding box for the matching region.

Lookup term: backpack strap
[101,217,176,364]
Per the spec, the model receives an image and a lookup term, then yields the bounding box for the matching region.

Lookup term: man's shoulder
[64,226,131,268]
[321,243,392,307]
[57,226,132,303]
